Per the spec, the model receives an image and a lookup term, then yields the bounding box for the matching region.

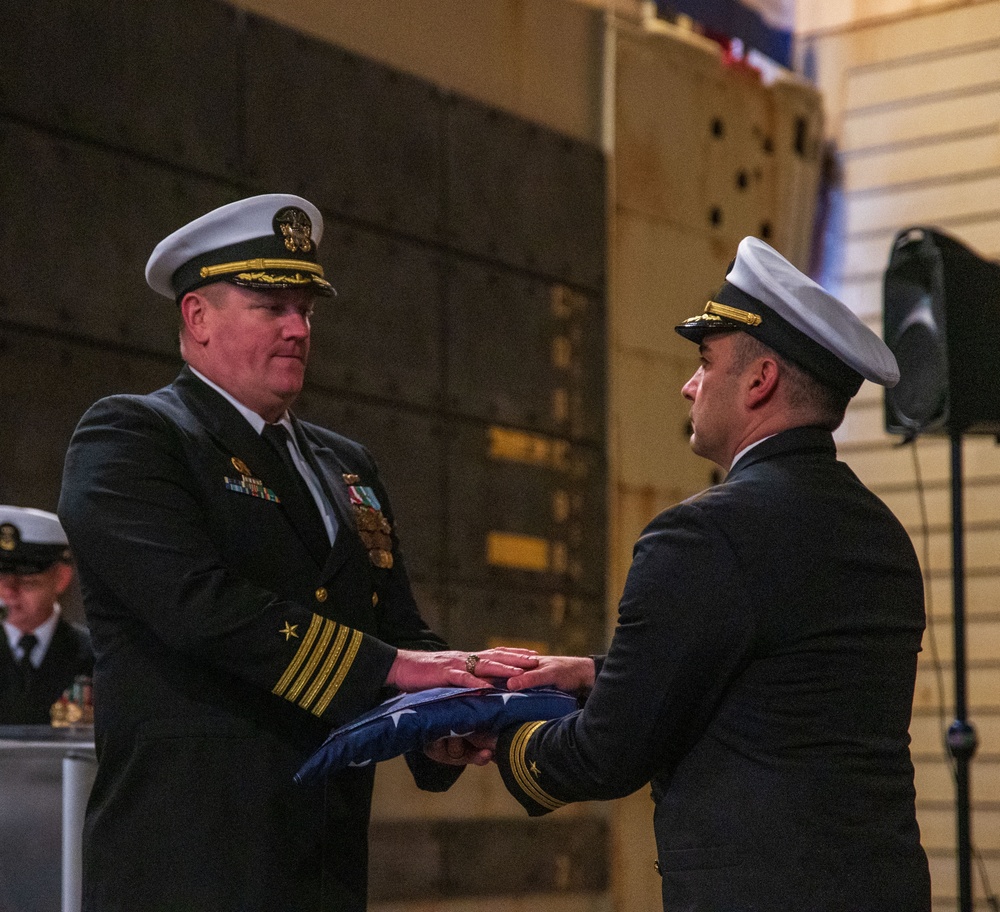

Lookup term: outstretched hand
[504,654,596,693]
[386,647,540,692]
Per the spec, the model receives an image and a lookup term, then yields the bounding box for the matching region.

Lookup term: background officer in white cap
[0,505,93,725]
[58,194,539,912]
[451,237,931,911]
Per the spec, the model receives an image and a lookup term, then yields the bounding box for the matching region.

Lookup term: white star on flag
[389,709,418,727]
[488,691,528,704]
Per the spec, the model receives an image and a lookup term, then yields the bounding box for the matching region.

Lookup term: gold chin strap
[199,258,326,280]
[702,300,763,326]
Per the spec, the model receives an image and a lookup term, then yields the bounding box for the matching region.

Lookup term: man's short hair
[728,332,850,430]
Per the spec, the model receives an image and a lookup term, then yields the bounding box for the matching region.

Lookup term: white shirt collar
[4,604,61,666]
[188,366,290,435]
[729,434,777,472]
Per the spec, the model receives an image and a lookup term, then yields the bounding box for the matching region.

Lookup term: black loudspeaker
[883,226,1000,437]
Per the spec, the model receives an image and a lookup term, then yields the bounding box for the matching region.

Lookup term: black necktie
[261,423,328,545]
[16,633,38,688]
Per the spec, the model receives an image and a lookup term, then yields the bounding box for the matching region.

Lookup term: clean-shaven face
[198,283,316,419]
[681,332,748,470]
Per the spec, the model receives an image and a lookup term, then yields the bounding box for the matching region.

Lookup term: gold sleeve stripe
[287,618,337,703]
[273,614,324,697]
[312,628,363,716]
[299,623,349,710]
[509,720,566,811]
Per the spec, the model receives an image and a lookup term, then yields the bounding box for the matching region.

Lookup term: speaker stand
[945,432,977,912]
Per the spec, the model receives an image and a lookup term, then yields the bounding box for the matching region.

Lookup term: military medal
[347,482,394,568]
[224,456,280,502]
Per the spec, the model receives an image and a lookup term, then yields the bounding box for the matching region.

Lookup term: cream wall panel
[914,757,956,803]
[926,575,1000,617]
[843,89,1000,151]
[608,790,660,912]
[916,525,1000,574]
[839,276,887,319]
[796,0,959,35]
[844,42,1000,112]
[615,27,717,228]
[613,348,708,490]
[844,128,1000,192]
[845,173,1000,236]
[833,397,888,441]
[798,2,1000,114]
[843,436,1000,488]
[920,806,1000,852]
[915,618,1000,664]
[226,0,603,145]
[914,664,1000,712]
[880,481,1000,528]
[843,230,909,277]
[613,210,730,358]
[615,27,821,264]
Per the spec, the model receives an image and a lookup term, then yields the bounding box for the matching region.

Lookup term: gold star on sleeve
[509,721,566,811]
[272,614,364,717]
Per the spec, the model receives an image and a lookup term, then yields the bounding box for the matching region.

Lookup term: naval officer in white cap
[464,237,931,912]
[57,193,539,912]
[0,505,93,724]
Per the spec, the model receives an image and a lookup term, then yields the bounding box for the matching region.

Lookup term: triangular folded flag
[295,685,578,785]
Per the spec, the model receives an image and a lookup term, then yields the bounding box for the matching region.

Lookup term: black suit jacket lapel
[173,368,331,567]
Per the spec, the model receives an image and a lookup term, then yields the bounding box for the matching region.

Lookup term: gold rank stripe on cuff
[509,720,566,812]
[272,614,363,715]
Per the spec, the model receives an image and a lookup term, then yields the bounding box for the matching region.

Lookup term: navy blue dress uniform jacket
[496,427,931,912]
[0,617,93,724]
[58,367,459,912]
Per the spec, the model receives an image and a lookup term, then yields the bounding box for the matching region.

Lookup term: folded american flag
[295,685,578,785]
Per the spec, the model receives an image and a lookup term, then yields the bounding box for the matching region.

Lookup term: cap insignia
[0,523,17,552]
[273,206,313,253]
[704,300,763,326]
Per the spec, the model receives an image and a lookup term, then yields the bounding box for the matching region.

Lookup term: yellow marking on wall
[488,426,570,470]
[552,335,572,368]
[486,531,550,572]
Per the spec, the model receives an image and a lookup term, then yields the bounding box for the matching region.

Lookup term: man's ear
[52,561,75,597]
[746,357,780,409]
[180,291,211,345]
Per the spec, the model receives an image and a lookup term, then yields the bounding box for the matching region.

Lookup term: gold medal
[232,456,252,476]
